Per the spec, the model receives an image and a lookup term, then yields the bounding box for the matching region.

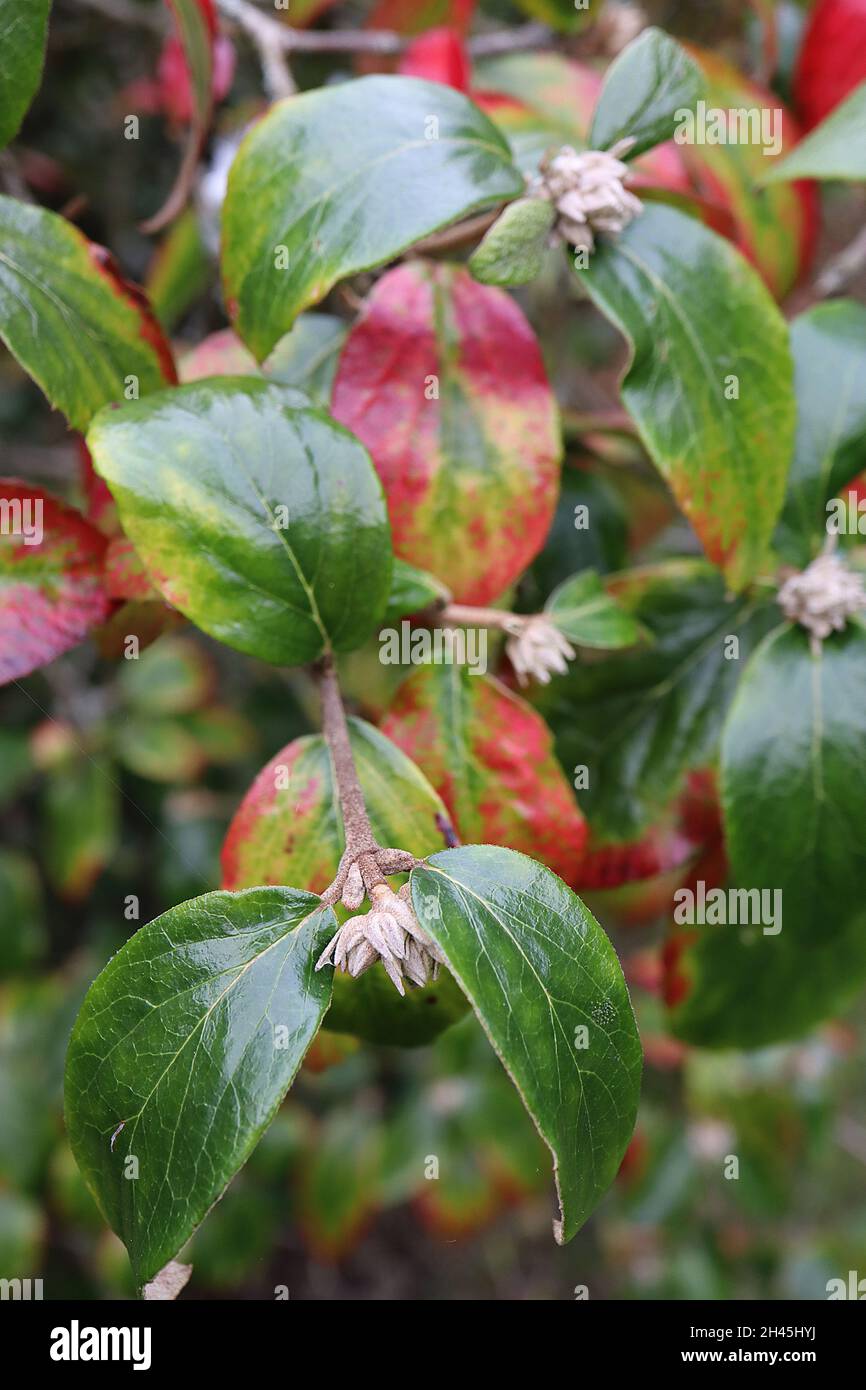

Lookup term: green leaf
[381,558,450,626]
[762,80,866,183]
[545,569,645,649]
[0,196,176,431]
[115,717,206,784]
[512,0,597,33]
[87,378,393,666]
[580,204,795,590]
[118,634,213,716]
[589,27,703,160]
[0,0,51,151]
[411,845,642,1242]
[64,887,335,1287]
[671,624,866,1047]
[0,848,45,975]
[775,301,866,564]
[43,754,118,902]
[536,560,777,841]
[222,76,524,359]
[469,197,555,286]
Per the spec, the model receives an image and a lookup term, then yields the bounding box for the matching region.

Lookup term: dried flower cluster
[316,880,444,995]
[536,139,643,253]
[778,551,866,653]
[504,614,576,686]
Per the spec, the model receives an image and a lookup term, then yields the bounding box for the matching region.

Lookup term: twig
[216,0,550,57]
[215,0,295,97]
[315,654,385,903]
[813,221,866,300]
[408,209,502,257]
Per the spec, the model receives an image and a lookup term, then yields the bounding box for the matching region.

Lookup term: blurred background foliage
[2,0,866,1299]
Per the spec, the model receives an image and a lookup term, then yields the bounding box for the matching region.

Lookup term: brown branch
[314,654,384,902]
[216,0,550,58]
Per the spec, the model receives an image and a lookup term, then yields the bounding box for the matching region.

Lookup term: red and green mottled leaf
[222,716,451,893]
[0,0,51,151]
[0,197,177,432]
[332,261,560,605]
[222,717,467,1046]
[104,536,156,602]
[222,77,523,360]
[381,665,588,884]
[0,481,110,686]
[580,204,795,591]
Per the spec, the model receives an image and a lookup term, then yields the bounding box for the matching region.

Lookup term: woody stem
[314,653,384,902]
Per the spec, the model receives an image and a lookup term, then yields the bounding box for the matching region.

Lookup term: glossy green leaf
[762,80,866,182]
[545,569,645,649]
[580,204,795,590]
[0,197,176,432]
[775,301,866,564]
[87,378,393,666]
[469,197,555,286]
[382,665,588,885]
[536,560,777,841]
[671,624,866,1046]
[64,887,335,1286]
[0,0,51,150]
[589,27,703,159]
[381,558,450,626]
[222,76,524,359]
[145,210,211,333]
[411,845,642,1242]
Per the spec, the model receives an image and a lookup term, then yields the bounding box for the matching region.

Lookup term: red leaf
[380,667,588,885]
[104,536,156,601]
[156,34,235,126]
[794,0,866,130]
[332,263,560,605]
[398,28,472,91]
[0,481,110,685]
